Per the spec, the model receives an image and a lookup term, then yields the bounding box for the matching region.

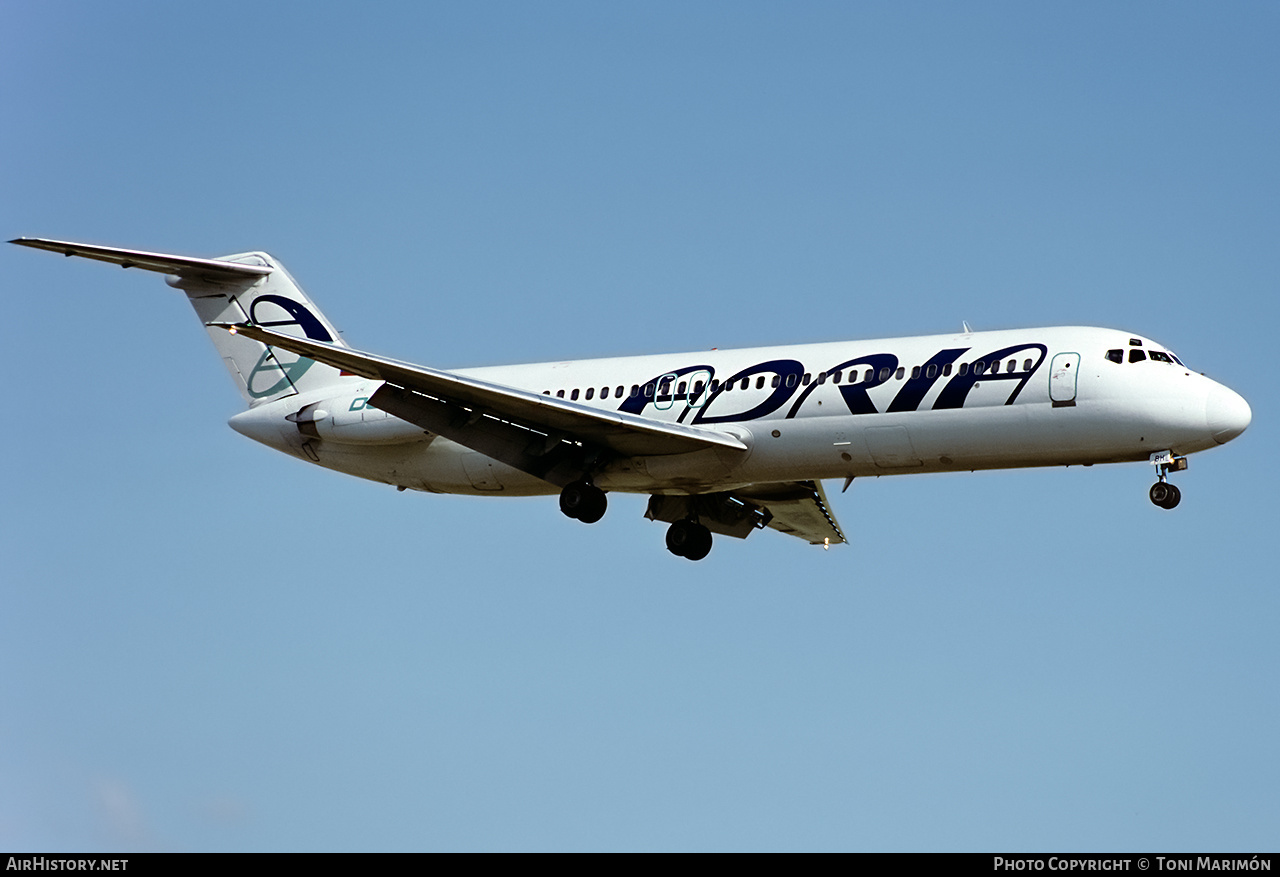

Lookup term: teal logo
[244,295,331,399]
[247,349,317,399]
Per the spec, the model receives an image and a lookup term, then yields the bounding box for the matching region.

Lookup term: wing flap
[735,480,846,546]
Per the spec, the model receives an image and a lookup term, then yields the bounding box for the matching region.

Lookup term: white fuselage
[228,326,1250,497]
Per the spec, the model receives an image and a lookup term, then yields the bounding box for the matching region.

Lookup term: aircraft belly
[290,437,555,496]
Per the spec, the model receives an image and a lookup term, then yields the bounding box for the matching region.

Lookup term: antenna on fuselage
[962,321,973,333]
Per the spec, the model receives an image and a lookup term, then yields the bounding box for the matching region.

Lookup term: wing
[644,480,846,547]
[216,322,746,486]
[735,480,846,546]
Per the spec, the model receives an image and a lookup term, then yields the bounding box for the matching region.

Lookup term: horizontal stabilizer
[10,238,272,279]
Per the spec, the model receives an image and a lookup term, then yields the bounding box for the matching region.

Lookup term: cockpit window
[1106,349,1123,364]
[1129,349,1147,363]
[1149,351,1173,364]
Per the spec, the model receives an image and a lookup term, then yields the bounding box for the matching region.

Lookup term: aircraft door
[462,451,505,491]
[1049,353,1080,407]
[685,370,713,409]
[654,373,678,411]
[864,425,923,469]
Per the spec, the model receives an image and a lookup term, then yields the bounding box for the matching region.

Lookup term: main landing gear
[665,519,713,561]
[1149,450,1188,510]
[559,481,607,524]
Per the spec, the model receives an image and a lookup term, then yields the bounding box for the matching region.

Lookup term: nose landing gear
[1149,450,1188,510]
[1150,481,1181,509]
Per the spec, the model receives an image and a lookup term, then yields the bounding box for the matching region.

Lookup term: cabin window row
[540,358,1039,401]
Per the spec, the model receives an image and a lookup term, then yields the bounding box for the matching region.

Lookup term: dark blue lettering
[693,359,804,424]
[887,348,969,412]
[618,364,716,417]
[933,343,1047,409]
[785,353,900,418]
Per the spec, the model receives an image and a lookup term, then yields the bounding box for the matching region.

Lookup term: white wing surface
[217,322,747,460]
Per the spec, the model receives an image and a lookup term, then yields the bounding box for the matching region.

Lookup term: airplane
[12,237,1252,561]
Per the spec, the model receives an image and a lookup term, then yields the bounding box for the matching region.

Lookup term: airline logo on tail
[244,294,334,399]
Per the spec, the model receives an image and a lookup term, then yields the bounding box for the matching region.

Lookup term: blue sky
[3,1,1276,851]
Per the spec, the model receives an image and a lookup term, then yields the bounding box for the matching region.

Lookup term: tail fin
[11,238,357,406]
[171,250,355,405]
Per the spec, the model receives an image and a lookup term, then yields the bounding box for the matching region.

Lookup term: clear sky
[3,1,1276,852]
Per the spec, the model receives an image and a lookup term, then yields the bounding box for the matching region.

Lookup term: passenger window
[756,376,765,389]
[585,388,594,400]
[1022,359,1032,371]
[645,382,655,397]
[911,366,921,379]
[631,385,640,397]
[926,364,937,379]
[659,379,671,394]
[895,367,905,380]
[1008,360,1016,372]
[832,371,842,384]
[542,390,550,395]
[693,380,704,396]
[677,381,686,395]
[958,363,969,376]
[802,373,811,385]
[741,378,750,390]
[878,367,891,381]
[617,386,625,397]
[1129,350,1146,363]
[990,361,1000,374]
[571,389,580,400]
[710,380,719,393]
[785,374,797,388]
[772,375,781,388]
[943,363,952,376]
[557,390,565,398]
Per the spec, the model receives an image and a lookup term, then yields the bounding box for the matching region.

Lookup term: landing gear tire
[560,482,607,523]
[666,520,712,561]
[1150,482,1181,510]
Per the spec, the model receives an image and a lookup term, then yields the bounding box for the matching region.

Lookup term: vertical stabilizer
[169,251,356,405]
[11,238,359,407]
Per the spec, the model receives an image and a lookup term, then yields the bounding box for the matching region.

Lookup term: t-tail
[11,238,357,406]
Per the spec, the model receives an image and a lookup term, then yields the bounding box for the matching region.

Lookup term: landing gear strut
[666,519,712,561]
[1149,450,1187,510]
[560,481,607,524]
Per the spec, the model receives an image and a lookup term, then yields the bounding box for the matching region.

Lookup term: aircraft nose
[1206,384,1251,445]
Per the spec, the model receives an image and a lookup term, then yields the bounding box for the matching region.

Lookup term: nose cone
[1206,384,1251,445]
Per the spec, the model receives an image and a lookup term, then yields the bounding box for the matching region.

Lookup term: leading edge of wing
[215,322,748,457]
[10,238,272,279]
